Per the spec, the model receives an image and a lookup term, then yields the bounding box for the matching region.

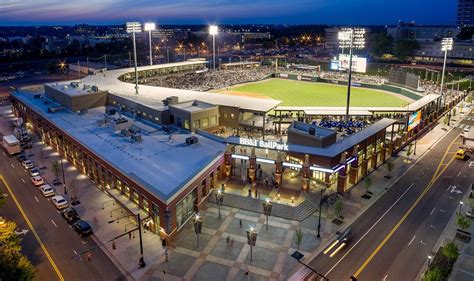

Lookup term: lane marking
[21,178,26,183]
[457,171,461,177]
[430,225,436,229]
[353,136,461,278]
[34,196,39,203]
[430,207,436,215]
[2,151,5,156]
[0,175,64,281]
[383,274,388,281]
[420,240,426,245]
[10,163,14,168]
[325,183,415,276]
[51,219,57,227]
[408,235,416,246]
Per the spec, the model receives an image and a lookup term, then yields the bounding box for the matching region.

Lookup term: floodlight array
[209,25,218,35]
[144,23,156,31]
[126,22,142,33]
[441,37,453,51]
[338,28,365,49]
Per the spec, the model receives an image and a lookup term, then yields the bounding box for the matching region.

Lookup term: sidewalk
[289,102,471,279]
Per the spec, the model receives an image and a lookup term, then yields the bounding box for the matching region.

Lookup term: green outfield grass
[226,79,410,107]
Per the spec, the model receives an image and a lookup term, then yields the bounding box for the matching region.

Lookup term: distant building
[457,0,474,26]
[387,21,460,41]
[413,40,474,66]
[43,37,69,53]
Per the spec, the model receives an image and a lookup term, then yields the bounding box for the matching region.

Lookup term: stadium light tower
[209,25,218,70]
[440,37,453,104]
[144,23,156,66]
[126,22,142,94]
[338,28,365,122]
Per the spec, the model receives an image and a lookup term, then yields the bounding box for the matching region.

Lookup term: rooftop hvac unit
[131,133,142,142]
[79,109,88,115]
[105,107,116,116]
[48,106,65,113]
[185,136,199,145]
[71,82,80,88]
[308,127,316,136]
[121,129,131,137]
[91,85,99,92]
[166,96,179,105]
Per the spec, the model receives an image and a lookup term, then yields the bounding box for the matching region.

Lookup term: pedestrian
[165,248,169,262]
[226,236,230,247]
[254,188,258,198]
[128,231,132,240]
[239,219,242,229]
[230,238,234,248]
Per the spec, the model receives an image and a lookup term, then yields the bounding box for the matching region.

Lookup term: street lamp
[57,156,67,194]
[126,22,142,94]
[262,198,272,230]
[246,226,257,261]
[459,201,464,213]
[338,28,366,122]
[317,187,326,238]
[427,255,433,266]
[108,213,146,268]
[144,23,156,66]
[440,38,453,104]
[215,189,224,219]
[209,25,218,70]
[193,214,203,248]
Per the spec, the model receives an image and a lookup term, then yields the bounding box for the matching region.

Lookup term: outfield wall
[276,73,422,101]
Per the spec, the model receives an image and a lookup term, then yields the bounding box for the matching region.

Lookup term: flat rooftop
[79,61,281,113]
[290,121,336,138]
[13,90,225,203]
[46,81,102,97]
[170,100,217,112]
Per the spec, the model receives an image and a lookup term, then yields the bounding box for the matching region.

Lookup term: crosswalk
[457,124,471,130]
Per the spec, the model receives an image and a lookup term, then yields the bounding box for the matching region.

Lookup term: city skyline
[1,0,457,26]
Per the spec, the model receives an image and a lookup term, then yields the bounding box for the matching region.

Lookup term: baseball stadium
[9,59,466,240]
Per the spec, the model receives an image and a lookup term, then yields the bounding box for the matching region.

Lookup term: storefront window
[131,189,139,204]
[210,116,217,125]
[202,117,209,128]
[184,119,190,129]
[142,197,149,212]
[176,189,196,228]
[124,185,130,197]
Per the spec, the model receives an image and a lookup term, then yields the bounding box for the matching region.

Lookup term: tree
[385,159,395,177]
[369,32,394,57]
[393,39,420,61]
[294,227,303,250]
[442,242,459,268]
[460,102,464,114]
[443,115,449,127]
[423,266,444,281]
[406,143,414,161]
[0,194,6,208]
[0,220,36,281]
[452,108,457,117]
[364,177,373,193]
[467,94,473,105]
[334,199,344,219]
[52,160,61,180]
[457,213,471,230]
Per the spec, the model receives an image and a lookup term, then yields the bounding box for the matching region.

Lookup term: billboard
[338,54,367,73]
[408,111,422,131]
[330,60,339,71]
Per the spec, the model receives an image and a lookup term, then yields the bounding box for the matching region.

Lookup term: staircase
[208,190,317,221]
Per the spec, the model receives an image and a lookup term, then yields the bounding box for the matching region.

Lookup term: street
[0,147,125,280]
[305,125,473,280]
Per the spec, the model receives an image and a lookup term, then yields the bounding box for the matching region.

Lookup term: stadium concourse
[14,60,466,244]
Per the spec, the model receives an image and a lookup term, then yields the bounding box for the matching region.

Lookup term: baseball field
[218,79,411,107]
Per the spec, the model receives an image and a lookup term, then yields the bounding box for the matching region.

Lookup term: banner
[408,111,421,131]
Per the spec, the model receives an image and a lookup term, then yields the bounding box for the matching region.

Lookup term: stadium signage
[238,138,289,151]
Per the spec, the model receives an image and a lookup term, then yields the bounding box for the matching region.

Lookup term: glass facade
[176,189,196,228]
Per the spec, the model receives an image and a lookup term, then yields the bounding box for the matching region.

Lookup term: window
[142,197,149,212]
[210,116,217,125]
[224,113,228,119]
[154,117,160,121]
[230,113,235,119]
[193,120,200,129]
[184,119,190,129]
[202,117,209,128]
[176,190,196,228]
[131,189,139,204]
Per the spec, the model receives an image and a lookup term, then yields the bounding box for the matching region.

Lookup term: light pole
[440,38,453,105]
[193,214,203,248]
[338,28,366,122]
[144,23,156,66]
[58,156,67,194]
[317,187,325,238]
[209,25,218,70]
[459,201,464,213]
[427,255,432,266]
[246,227,257,261]
[126,22,142,94]
[215,189,224,219]
[108,213,146,268]
[262,198,272,230]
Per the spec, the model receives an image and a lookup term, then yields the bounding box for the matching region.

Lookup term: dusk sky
[0,0,457,26]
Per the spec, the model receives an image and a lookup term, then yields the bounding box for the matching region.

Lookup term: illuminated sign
[408,110,422,131]
[338,54,367,73]
[239,138,289,151]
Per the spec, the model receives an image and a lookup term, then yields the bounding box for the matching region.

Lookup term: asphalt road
[0,145,125,280]
[304,124,473,281]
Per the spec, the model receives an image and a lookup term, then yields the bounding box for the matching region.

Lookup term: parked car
[31,176,44,186]
[51,195,68,209]
[467,210,473,218]
[21,142,32,149]
[20,136,31,142]
[39,185,55,197]
[61,207,80,223]
[21,160,34,169]
[16,153,27,162]
[29,167,40,177]
[52,179,62,186]
[455,149,466,160]
[72,220,93,237]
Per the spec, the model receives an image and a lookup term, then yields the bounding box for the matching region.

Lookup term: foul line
[0,175,64,281]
